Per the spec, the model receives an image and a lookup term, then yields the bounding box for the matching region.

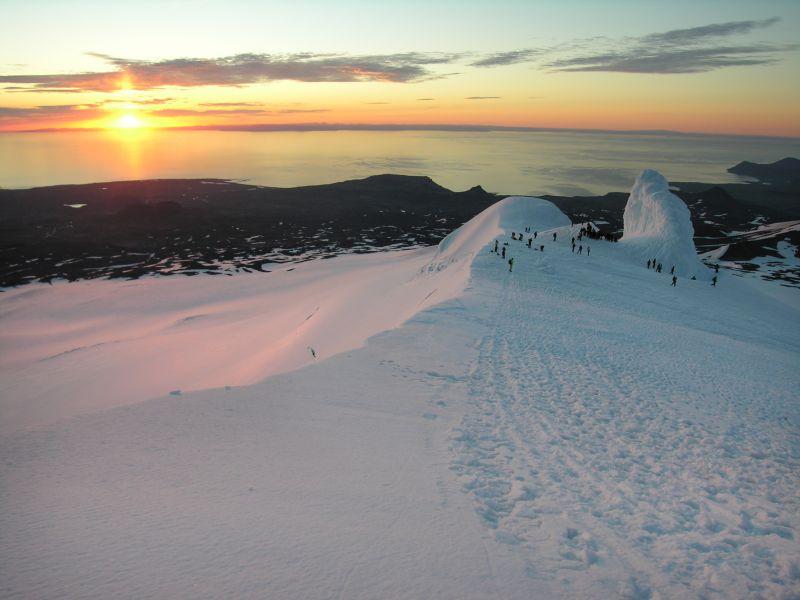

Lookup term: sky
[1,0,798,136]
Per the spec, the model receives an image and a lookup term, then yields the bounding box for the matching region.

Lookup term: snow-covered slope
[0,196,562,433]
[1,192,798,599]
[621,169,710,280]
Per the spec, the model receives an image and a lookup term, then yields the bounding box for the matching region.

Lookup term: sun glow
[115,114,144,129]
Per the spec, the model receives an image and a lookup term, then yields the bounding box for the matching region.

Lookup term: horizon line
[2,122,798,141]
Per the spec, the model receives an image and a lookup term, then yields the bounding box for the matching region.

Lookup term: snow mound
[426,195,571,271]
[621,170,709,279]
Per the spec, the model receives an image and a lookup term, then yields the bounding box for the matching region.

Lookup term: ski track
[452,226,800,598]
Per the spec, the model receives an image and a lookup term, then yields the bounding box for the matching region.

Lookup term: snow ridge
[621,170,709,280]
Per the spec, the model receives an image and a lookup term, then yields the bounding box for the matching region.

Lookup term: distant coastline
[2,165,798,288]
[3,123,799,141]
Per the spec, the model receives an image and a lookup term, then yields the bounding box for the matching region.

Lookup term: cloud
[471,49,539,67]
[641,17,781,46]
[149,108,268,117]
[0,103,107,125]
[465,18,791,75]
[102,97,175,105]
[3,86,84,93]
[0,52,463,92]
[548,45,786,73]
[148,107,329,117]
[465,96,501,100]
[416,97,435,101]
[546,17,793,74]
[199,101,262,106]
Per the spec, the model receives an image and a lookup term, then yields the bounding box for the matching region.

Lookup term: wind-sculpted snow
[622,169,709,280]
[0,195,569,432]
[434,195,570,263]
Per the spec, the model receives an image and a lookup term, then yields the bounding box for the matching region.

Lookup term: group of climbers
[577,223,619,243]
[496,223,602,273]
[497,216,722,290]
[570,236,589,256]
[647,258,720,287]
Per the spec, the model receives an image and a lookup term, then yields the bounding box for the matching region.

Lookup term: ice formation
[621,169,709,279]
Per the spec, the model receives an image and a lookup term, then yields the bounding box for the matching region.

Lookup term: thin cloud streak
[642,17,781,46]
[0,52,464,92]
[467,17,792,74]
[471,49,539,67]
[0,103,107,125]
[150,107,329,117]
[546,17,792,73]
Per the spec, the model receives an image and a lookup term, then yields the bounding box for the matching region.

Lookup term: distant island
[727,157,800,184]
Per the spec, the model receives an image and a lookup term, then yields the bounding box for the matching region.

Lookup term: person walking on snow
[712,275,718,287]
[508,257,514,272]
[494,240,498,253]
[540,245,544,252]
[670,265,675,275]
[587,246,590,257]
[578,245,583,255]
[571,242,575,253]
[527,237,532,248]
[534,231,538,239]
[647,259,652,269]
[552,232,557,242]
[501,246,506,259]
[656,263,662,273]
[671,275,677,287]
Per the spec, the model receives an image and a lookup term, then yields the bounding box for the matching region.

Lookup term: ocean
[1,128,798,195]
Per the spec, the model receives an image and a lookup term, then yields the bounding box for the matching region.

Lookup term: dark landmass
[727,157,800,185]
[0,175,499,287]
[2,163,798,289]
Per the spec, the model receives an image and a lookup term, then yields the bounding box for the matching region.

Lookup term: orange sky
[1,0,799,137]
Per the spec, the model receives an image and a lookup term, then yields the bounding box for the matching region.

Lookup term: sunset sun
[114,114,144,129]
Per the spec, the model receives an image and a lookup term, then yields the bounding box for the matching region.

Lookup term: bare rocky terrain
[2,162,798,288]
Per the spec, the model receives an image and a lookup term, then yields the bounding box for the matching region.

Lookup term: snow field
[1,178,799,598]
